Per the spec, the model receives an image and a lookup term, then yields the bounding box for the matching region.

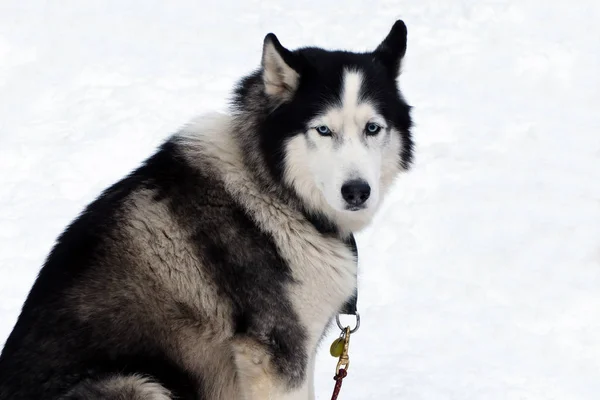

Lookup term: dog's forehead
[328,70,377,122]
[297,49,390,108]
[324,69,380,120]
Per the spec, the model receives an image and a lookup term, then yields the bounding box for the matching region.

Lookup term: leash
[329,234,360,400]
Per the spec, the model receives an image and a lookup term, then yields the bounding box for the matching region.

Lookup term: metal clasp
[335,327,351,374]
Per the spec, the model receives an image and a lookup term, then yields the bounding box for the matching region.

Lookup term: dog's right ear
[262,33,300,102]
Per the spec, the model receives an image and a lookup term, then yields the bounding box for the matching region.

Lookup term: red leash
[330,369,348,400]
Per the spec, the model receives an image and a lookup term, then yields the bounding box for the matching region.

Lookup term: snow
[1,0,600,398]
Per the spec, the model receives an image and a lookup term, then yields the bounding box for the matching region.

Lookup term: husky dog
[0,20,413,399]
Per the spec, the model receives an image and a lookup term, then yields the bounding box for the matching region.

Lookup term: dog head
[234,21,413,233]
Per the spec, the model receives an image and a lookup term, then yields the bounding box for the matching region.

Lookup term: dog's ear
[373,20,407,78]
[262,33,300,102]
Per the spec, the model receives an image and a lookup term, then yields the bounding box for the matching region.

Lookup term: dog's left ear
[262,33,300,102]
[373,20,408,78]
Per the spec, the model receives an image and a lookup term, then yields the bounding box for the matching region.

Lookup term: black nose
[341,179,371,207]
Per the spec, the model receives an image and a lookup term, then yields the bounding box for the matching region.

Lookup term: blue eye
[366,123,381,135]
[316,125,332,136]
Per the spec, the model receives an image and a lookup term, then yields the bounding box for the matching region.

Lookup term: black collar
[340,234,358,315]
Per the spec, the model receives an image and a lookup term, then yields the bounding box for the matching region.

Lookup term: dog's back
[0,140,222,399]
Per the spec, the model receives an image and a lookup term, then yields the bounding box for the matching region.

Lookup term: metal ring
[336,312,360,334]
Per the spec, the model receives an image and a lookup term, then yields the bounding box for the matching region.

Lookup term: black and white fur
[0,20,413,400]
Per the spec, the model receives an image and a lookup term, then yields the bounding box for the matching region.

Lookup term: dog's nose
[341,180,371,207]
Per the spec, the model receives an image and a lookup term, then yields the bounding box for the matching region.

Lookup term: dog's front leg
[232,337,312,400]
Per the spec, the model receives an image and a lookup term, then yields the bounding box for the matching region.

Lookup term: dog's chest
[273,228,357,344]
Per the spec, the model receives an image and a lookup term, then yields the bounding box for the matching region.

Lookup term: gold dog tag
[330,337,345,357]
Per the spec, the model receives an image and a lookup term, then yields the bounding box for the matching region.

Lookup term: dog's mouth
[344,204,367,212]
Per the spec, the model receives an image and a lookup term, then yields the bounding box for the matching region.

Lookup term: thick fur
[63,375,172,400]
[0,21,413,399]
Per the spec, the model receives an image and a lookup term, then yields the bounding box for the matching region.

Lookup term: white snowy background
[1,1,600,398]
